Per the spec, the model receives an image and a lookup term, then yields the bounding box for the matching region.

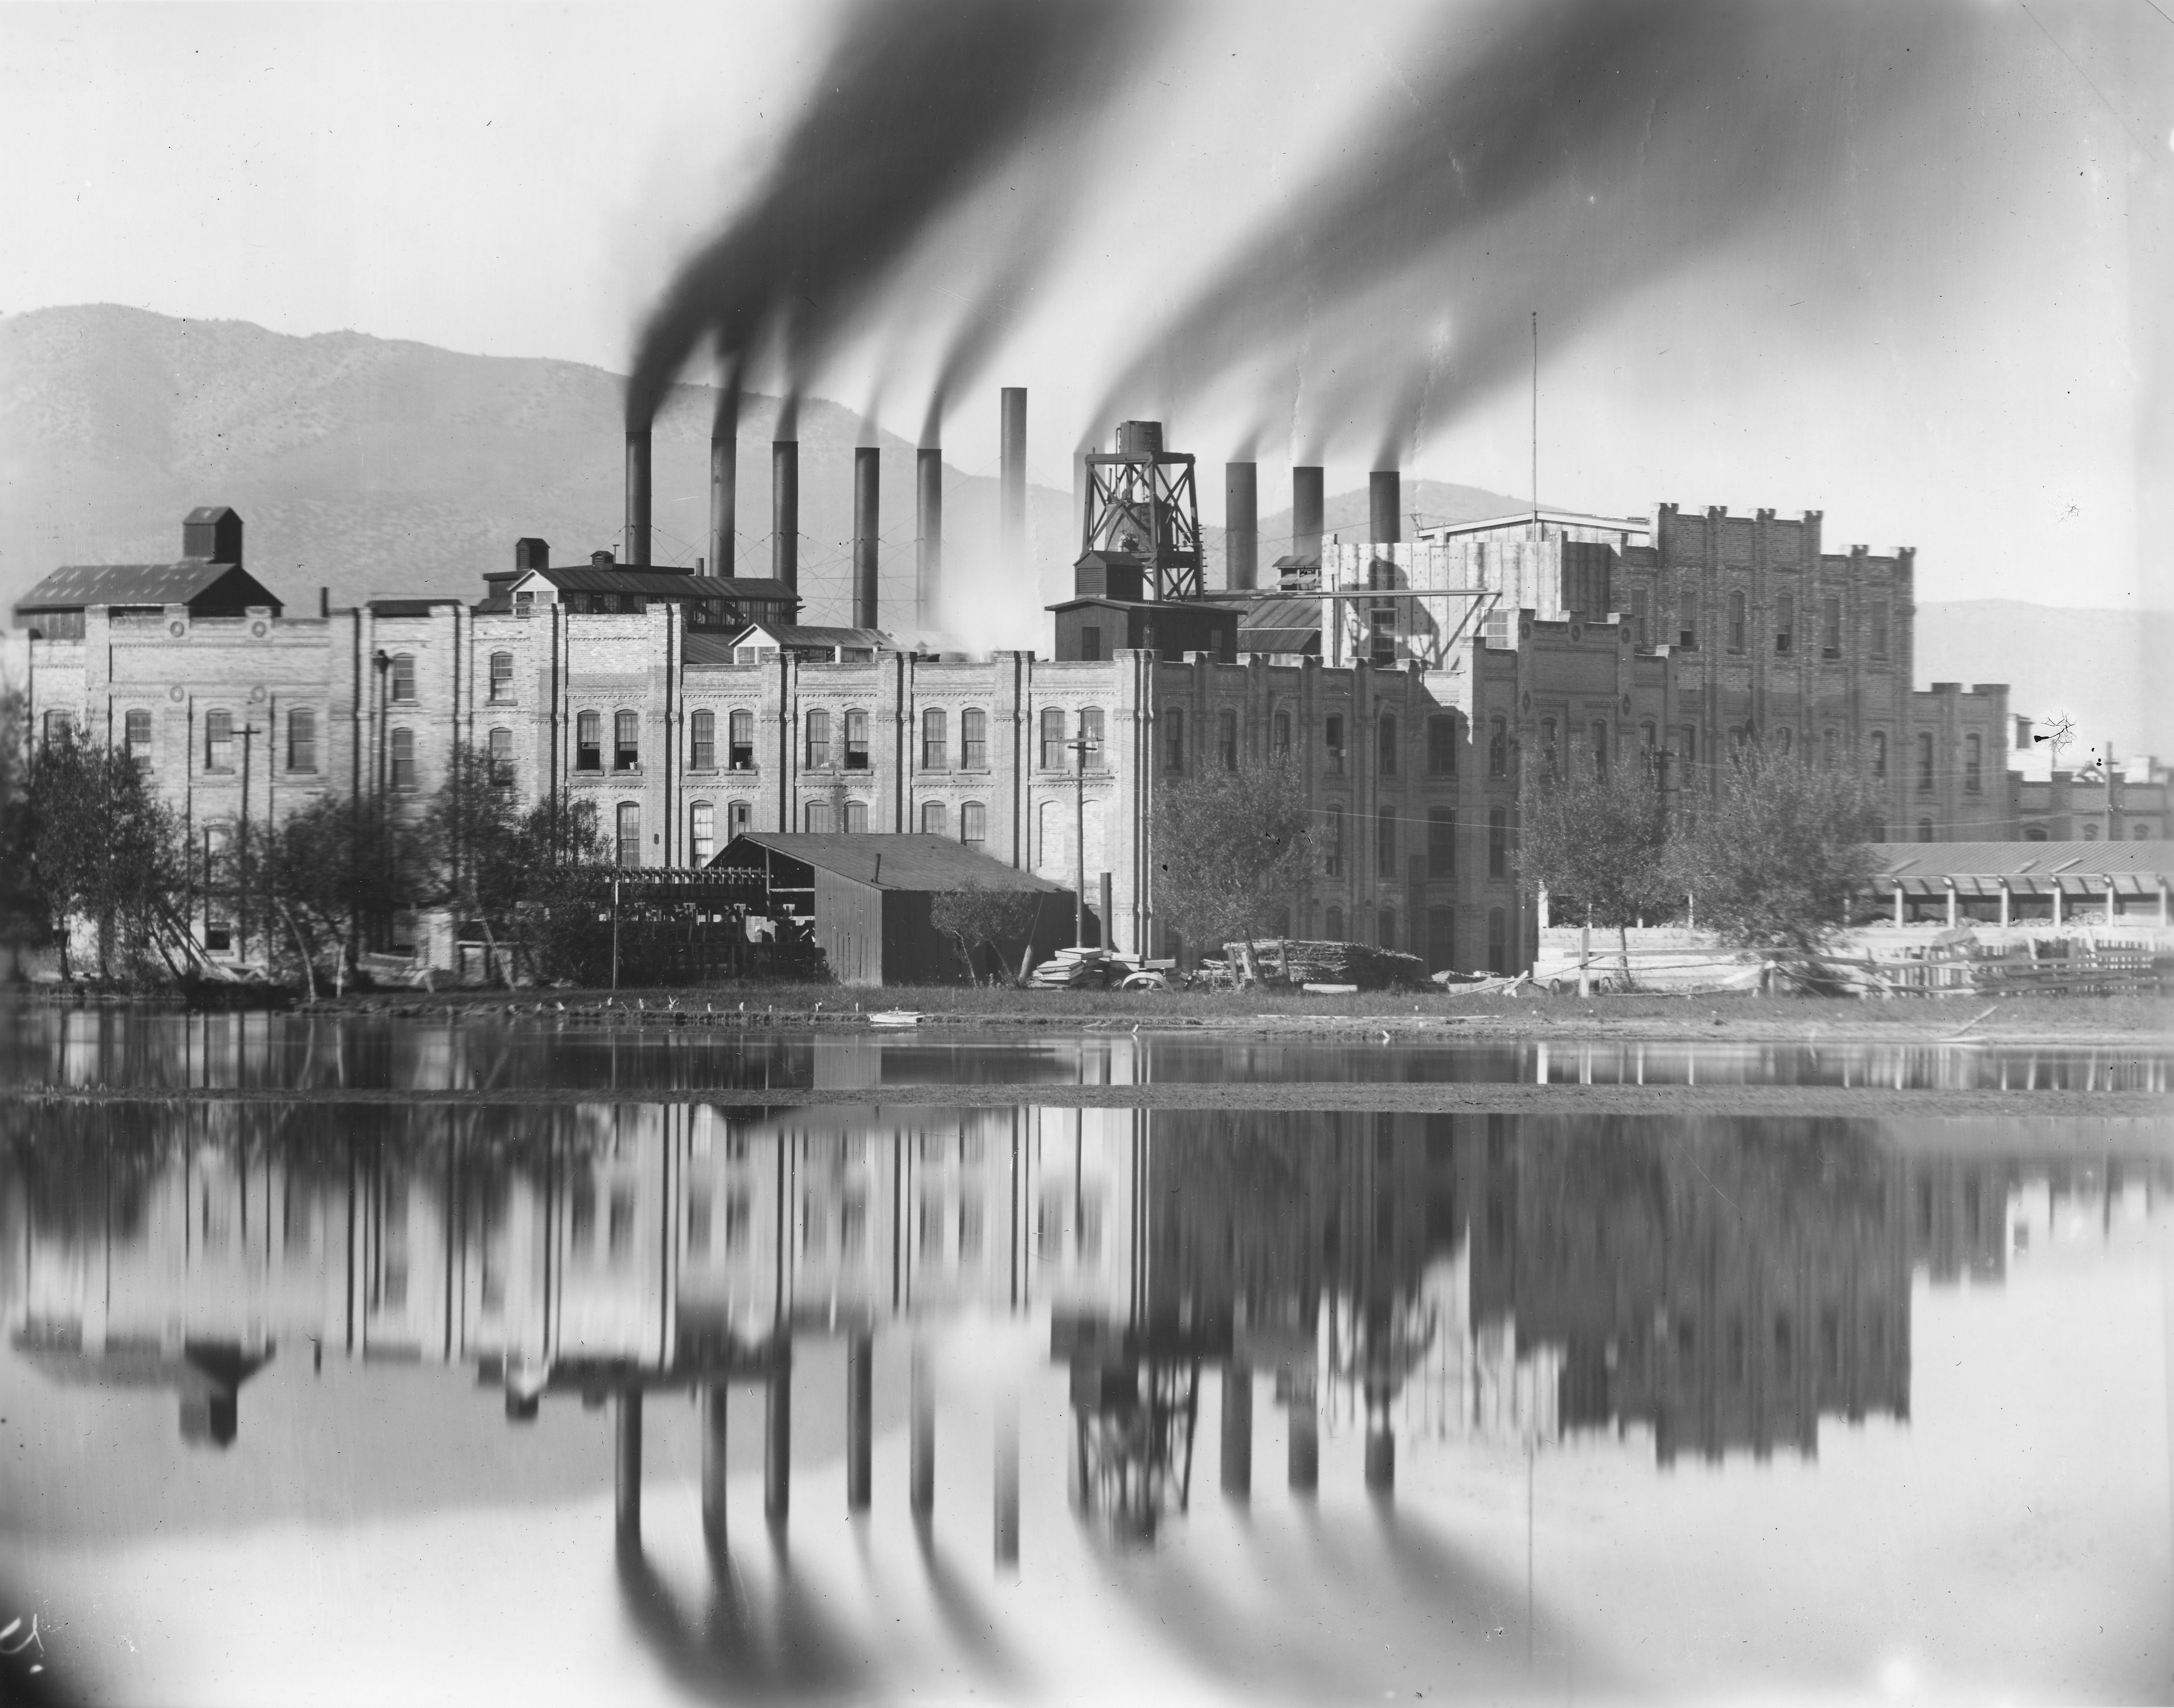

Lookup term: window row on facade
[1619,586,1894,660]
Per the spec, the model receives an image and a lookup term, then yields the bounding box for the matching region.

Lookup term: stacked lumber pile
[1222,939,1432,991]
[1025,947,1174,989]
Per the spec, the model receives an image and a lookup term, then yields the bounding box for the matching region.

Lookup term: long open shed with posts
[1866,842,2172,928]
[712,833,1075,987]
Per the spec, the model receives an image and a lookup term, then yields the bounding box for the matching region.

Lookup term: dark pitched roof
[724,833,1069,893]
[743,624,894,649]
[524,565,725,598]
[14,559,271,611]
[708,578,799,603]
[682,632,746,667]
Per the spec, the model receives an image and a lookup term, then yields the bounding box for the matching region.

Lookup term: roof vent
[590,549,616,566]
[515,538,550,573]
[182,506,242,566]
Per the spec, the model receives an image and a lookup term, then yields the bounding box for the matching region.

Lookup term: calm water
[1,1011,2170,1705]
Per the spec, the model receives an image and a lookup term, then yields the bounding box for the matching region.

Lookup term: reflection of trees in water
[1069,1356,1199,1546]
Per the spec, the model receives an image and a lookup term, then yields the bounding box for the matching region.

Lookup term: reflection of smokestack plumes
[1369,471,1401,546]
[624,429,652,565]
[1224,461,1257,591]
[1292,466,1324,562]
[917,448,943,627]
[1000,387,1026,581]
[771,440,799,592]
[853,448,880,631]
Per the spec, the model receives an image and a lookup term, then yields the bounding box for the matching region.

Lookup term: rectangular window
[1080,625,1102,661]
[514,591,534,619]
[489,651,514,702]
[42,709,73,748]
[844,709,869,770]
[205,709,234,772]
[1964,734,1981,794]
[1540,718,1558,781]
[921,800,947,835]
[1488,806,1508,878]
[1273,710,1292,756]
[1488,717,1507,778]
[1376,806,1397,878]
[1488,908,1507,973]
[1427,716,1456,775]
[616,802,641,866]
[690,802,714,865]
[125,708,153,769]
[690,709,716,770]
[728,800,750,840]
[1323,713,1344,774]
[1917,733,1935,792]
[390,653,416,702]
[576,710,601,771]
[1678,585,1698,650]
[1775,594,1793,655]
[1591,720,1609,781]
[729,709,755,770]
[1040,707,1066,770]
[1164,706,1186,770]
[961,708,987,769]
[806,709,831,769]
[1870,600,1889,660]
[1630,587,1649,649]
[1427,807,1454,879]
[488,726,513,787]
[1822,596,1842,658]
[922,708,948,771]
[389,728,416,791]
[614,709,639,771]
[1378,713,1397,776]
[287,708,317,773]
[1217,709,1237,770]
[961,801,986,849]
[1325,803,1344,877]
[1370,604,1396,665]
[1727,591,1746,654]
[1081,708,1105,768]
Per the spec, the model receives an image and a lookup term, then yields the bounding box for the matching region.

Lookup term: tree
[1152,751,1314,982]
[23,724,186,980]
[258,794,422,994]
[0,692,52,968]
[508,789,614,985]
[418,743,529,982]
[1669,749,1879,955]
[930,881,1043,984]
[1519,760,1678,986]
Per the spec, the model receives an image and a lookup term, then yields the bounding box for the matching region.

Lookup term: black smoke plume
[1089,0,1967,462]
[627,0,1160,431]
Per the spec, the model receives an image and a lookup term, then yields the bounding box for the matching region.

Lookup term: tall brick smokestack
[1224,461,1258,591]
[624,428,652,565]
[917,448,943,626]
[772,440,799,592]
[1293,465,1325,562]
[1370,469,1401,545]
[1000,387,1026,581]
[709,434,735,578]
[853,448,880,631]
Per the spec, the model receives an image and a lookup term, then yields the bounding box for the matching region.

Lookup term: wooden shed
[713,834,1074,987]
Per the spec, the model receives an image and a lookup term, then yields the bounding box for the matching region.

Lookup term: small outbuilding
[712,833,1074,986]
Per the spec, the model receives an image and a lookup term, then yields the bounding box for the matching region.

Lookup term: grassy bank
[289,982,2174,1046]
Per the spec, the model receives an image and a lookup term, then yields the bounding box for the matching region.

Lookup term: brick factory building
[3,418,2066,979]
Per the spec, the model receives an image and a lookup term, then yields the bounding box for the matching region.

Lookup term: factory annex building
[6,427,2022,976]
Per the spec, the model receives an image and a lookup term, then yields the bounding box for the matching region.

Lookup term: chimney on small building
[515,538,550,573]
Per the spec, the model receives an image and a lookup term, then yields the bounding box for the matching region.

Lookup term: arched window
[1870,730,1887,779]
[1325,905,1345,941]
[961,708,987,769]
[1488,717,1507,778]
[205,709,234,773]
[1325,803,1345,877]
[844,709,869,770]
[390,653,416,702]
[616,802,642,865]
[1964,734,1981,793]
[729,709,755,769]
[1376,805,1397,877]
[1378,908,1397,949]
[614,710,639,771]
[488,726,513,787]
[961,802,986,849]
[689,802,714,865]
[576,710,601,770]
[1378,714,1397,776]
[804,800,832,832]
[2024,825,2048,843]
[1040,707,1066,770]
[922,708,948,771]
[488,651,513,702]
[1870,822,1887,841]
[389,728,416,791]
[125,708,153,769]
[2081,823,2099,841]
[843,800,868,832]
[1916,818,1934,843]
[2134,824,2150,840]
[1916,732,1934,792]
[689,709,716,770]
[806,709,831,769]
[1164,707,1185,771]
[921,801,947,835]
[1035,800,1061,872]
[1427,716,1456,775]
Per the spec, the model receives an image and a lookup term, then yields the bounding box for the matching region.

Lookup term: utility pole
[239,717,261,967]
[1065,729,1101,947]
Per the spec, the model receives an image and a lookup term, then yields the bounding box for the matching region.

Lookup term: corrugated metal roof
[524,566,725,597]
[16,559,243,610]
[1868,841,2170,880]
[723,833,1069,893]
[682,632,746,667]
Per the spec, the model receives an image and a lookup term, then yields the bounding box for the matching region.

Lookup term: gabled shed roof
[15,559,279,613]
[719,833,1068,894]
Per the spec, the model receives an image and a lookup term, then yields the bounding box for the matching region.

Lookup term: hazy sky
[1,0,2168,610]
